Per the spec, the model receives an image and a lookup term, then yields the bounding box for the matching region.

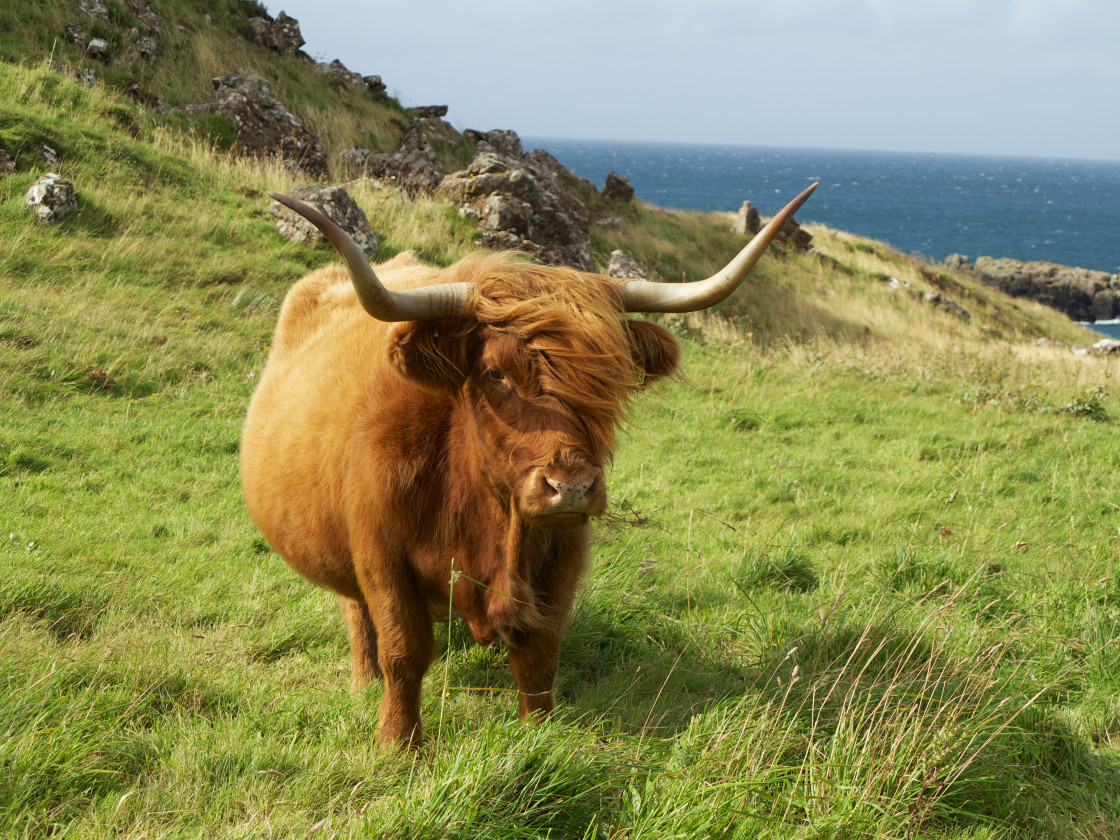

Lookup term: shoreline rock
[947,253,1120,323]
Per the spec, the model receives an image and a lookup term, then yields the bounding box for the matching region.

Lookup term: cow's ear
[624,319,681,386]
[387,319,474,395]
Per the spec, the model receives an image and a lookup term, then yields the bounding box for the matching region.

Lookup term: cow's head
[270,183,816,529]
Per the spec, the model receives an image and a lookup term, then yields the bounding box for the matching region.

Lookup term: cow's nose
[540,472,597,514]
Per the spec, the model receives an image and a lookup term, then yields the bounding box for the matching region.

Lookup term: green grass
[4,58,1120,839]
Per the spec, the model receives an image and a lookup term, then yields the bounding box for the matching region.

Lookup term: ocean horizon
[526,138,1120,279]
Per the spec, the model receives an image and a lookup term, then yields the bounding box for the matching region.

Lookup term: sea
[525,138,1120,339]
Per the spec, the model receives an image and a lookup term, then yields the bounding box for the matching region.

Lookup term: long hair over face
[445,253,641,459]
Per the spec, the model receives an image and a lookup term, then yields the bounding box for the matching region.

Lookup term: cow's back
[240,253,444,595]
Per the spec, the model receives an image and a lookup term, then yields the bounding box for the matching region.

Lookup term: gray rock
[974,256,1120,322]
[137,35,157,62]
[0,148,15,175]
[86,37,108,59]
[480,194,533,236]
[607,250,647,280]
[244,11,304,56]
[464,129,523,159]
[41,144,61,165]
[945,253,971,270]
[180,74,326,178]
[269,186,377,255]
[25,173,77,223]
[602,171,634,203]
[924,290,971,320]
[65,24,87,46]
[775,217,813,252]
[1091,338,1120,355]
[396,149,443,194]
[733,201,762,236]
[409,106,449,120]
[77,0,108,21]
[732,200,810,250]
[131,1,161,36]
[346,132,445,195]
[363,75,386,94]
[322,59,365,88]
[438,148,593,270]
[338,147,376,179]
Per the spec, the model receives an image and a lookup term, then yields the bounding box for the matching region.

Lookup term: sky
[264,1,1120,162]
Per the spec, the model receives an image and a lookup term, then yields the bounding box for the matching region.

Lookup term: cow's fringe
[446,253,640,459]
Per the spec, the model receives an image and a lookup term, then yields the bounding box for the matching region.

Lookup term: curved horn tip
[784,181,819,215]
[269,191,307,213]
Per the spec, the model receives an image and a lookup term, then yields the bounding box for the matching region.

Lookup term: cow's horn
[619,182,819,313]
[269,192,471,321]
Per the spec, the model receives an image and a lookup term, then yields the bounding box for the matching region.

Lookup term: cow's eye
[486,367,505,383]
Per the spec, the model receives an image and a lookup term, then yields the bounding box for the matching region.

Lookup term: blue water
[1087,321,1120,340]
[525,139,1120,276]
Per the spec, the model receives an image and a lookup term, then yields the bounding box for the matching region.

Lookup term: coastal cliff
[948,254,1120,323]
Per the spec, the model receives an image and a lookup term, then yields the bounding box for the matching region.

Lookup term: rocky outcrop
[131,1,161,36]
[76,0,108,21]
[269,185,377,254]
[341,120,446,194]
[1084,339,1120,356]
[25,174,77,223]
[602,172,634,203]
[322,59,365,88]
[924,290,970,320]
[181,74,326,178]
[438,148,593,271]
[409,106,449,120]
[731,198,812,251]
[243,11,305,56]
[464,129,523,158]
[338,147,379,179]
[733,201,761,236]
[86,38,108,60]
[970,256,1120,322]
[775,218,813,252]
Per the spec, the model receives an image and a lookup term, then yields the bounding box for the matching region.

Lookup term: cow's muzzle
[524,463,607,523]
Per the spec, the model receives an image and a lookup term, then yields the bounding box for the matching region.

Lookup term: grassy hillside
[0,0,470,172]
[3,48,1120,840]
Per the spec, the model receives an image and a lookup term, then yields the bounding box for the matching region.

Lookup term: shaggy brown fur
[241,251,680,748]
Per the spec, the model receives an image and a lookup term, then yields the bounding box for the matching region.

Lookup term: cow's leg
[359,577,435,749]
[338,595,380,692]
[507,628,560,720]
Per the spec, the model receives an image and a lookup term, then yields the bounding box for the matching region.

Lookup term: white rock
[25,174,77,223]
